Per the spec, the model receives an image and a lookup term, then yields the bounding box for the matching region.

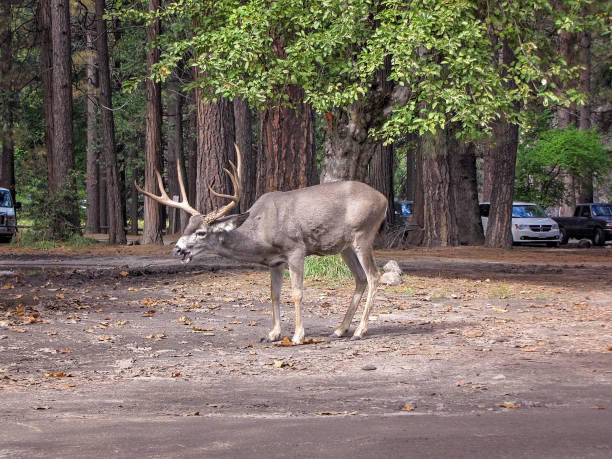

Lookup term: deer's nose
[173,246,184,257]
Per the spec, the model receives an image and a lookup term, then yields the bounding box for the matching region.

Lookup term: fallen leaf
[128,287,138,292]
[302,338,325,345]
[465,331,484,338]
[98,336,112,341]
[178,316,192,325]
[116,320,129,326]
[192,326,214,332]
[45,372,71,378]
[317,411,343,416]
[401,403,415,411]
[11,328,26,333]
[142,309,156,317]
[56,348,72,354]
[275,336,294,347]
[228,320,242,325]
[171,372,181,378]
[273,360,287,368]
[120,271,129,277]
[499,402,520,409]
[56,293,65,300]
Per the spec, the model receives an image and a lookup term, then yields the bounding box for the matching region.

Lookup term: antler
[203,143,243,223]
[134,162,200,217]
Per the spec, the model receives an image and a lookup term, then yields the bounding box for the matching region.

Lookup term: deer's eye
[195,230,207,237]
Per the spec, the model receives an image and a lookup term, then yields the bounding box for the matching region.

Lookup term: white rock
[383,260,402,275]
[380,271,402,286]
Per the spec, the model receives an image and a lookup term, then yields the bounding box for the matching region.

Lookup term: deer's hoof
[350,335,362,341]
[330,329,346,339]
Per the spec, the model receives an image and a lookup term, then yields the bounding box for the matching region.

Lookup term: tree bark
[368,143,394,227]
[141,0,164,244]
[195,94,236,215]
[186,90,197,208]
[95,0,126,244]
[0,0,16,201]
[576,28,593,203]
[85,26,100,234]
[233,97,256,212]
[129,148,139,235]
[166,74,186,232]
[38,0,54,190]
[448,138,483,245]
[257,85,317,196]
[484,115,518,249]
[49,0,79,234]
[484,38,518,249]
[420,130,459,247]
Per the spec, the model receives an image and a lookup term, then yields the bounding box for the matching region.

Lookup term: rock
[380,271,401,286]
[577,239,591,249]
[383,260,402,275]
[362,365,377,371]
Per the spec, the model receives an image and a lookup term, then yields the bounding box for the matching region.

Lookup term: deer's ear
[210,213,249,232]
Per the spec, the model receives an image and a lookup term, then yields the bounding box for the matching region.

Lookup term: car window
[0,190,12,207]
[579,206,591,217]
[512,204,547,218]
[479,204,490,217]
[592,205,612,217]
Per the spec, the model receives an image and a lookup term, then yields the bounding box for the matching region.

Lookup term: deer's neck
[209,229,283,267]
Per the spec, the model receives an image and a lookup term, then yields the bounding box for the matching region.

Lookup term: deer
[136,145,387,345]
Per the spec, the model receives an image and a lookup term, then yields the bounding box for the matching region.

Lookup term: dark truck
[552,203,612,246]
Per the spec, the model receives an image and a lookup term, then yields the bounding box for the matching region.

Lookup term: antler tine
[135,166,201,217]
[203,144,243,223]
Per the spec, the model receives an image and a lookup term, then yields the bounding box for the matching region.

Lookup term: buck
[136,145,387,344]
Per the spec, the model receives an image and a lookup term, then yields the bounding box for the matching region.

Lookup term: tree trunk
[95,0,126,244]
[233,97,256,212]
[141,0,164,244]
[166,74,186,232]
[186,90,197,208]
[85,26,100,234]
[257,85,317,196]
[320,103,376,183]
[38,0,54,190]
[195,94,236,215]
[129,148,139,235]
[576,28,593,203]
[50,0,79,235]
[449,138,483,245]
[368,143,394,227]
[484,115,518,249]
[0,0,16,202]
[420,130,459,247]
[484,38,518,250]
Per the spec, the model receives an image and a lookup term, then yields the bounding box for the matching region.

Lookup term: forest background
[0,0,610,248]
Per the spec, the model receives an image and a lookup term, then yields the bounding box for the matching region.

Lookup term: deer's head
[136,144,246,263]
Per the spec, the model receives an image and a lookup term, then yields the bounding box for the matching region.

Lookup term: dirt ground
[0,244,611,457]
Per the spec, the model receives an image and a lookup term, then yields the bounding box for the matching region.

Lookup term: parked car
[552,203,612,246]
[0,187,21,243]
[480,202,561,247]
[393,200,414,227]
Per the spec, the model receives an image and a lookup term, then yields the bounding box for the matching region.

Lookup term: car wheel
[559,228,569,245]
[0,236,12,244]
[592,228,605,246]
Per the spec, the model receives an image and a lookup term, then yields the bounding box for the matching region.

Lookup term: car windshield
[394,201,413,216]
[591,204,612,217]
[0,190,12,207]
[512,204,547,218]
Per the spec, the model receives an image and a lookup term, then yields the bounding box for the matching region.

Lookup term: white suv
[480,202,561,247]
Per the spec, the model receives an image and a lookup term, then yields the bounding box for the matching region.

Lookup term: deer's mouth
[173,247,193,264]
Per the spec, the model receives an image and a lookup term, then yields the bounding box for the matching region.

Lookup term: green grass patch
[489,284,510,298]
[303,254,352,280]
[10,229,99,250]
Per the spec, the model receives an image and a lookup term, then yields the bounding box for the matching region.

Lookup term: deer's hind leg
[351,240,380,340]
[331,248,367,338]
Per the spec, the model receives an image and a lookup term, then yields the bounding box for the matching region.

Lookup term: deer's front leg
[265,264,284,342]
[288,255,305,345]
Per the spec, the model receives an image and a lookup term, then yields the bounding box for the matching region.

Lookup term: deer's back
[243,181,387,255]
